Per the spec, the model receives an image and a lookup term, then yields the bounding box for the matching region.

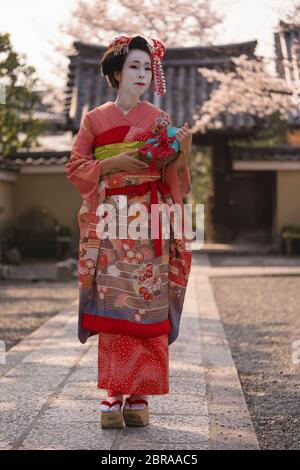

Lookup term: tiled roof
[7,151,69,167]
[2,132,73,168]
[32,110,66,125]
[231,145,300,161]
[0,158,18,171]
[64,39,258,132]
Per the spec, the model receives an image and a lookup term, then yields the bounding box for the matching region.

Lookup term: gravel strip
[0,280,78,351]
[210,275,300,450]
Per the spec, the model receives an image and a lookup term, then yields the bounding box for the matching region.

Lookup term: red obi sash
[105,179,171,257]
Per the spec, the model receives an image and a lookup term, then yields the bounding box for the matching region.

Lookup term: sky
[0,0,298,89]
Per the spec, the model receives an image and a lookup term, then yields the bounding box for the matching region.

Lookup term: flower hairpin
[107,34,167,96]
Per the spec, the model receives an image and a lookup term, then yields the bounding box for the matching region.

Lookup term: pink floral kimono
[66,100,192,395]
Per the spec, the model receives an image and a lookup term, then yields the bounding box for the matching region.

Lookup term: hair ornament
[107,34,167,96]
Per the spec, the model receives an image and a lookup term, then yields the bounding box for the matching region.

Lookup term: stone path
[0,254,259,450]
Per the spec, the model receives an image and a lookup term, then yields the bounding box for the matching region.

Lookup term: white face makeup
[114,49,152,101]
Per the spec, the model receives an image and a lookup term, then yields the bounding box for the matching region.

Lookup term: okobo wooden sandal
[100,399,124,429]
[123,397,149,427]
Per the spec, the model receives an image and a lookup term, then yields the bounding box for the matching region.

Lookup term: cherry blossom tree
[55,0,222,54]
[45,0,223,112]
[193,54,300,135]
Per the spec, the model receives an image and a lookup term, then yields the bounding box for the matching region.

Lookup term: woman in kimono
[66,34,193,428]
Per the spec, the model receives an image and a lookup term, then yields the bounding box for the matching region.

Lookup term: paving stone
[39,398,101,422]
[0,409,41,450]
[119,414,209,445]
[119,440,210,450]
[59,380,103,400]
[0,255,259,449]
[68,366,98,382]
[19,421,115,450]
[150,393,208,415]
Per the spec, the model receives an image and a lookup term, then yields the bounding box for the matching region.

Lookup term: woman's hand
[176,122,192,156]
[114,149,149,171]
[101,149,149,175]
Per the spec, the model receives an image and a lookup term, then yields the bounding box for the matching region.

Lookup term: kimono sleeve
[156,109,191,198]
[153,109,173,128]
[167,111,191,198]
[65,112,103,204]
[177,164,191,198]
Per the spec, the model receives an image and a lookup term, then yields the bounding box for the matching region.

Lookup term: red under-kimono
[66,100,192,395]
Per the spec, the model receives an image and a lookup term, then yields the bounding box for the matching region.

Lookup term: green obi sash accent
[93,141,146,160]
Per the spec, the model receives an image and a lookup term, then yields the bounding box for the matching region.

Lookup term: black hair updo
[100,35,152,90]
